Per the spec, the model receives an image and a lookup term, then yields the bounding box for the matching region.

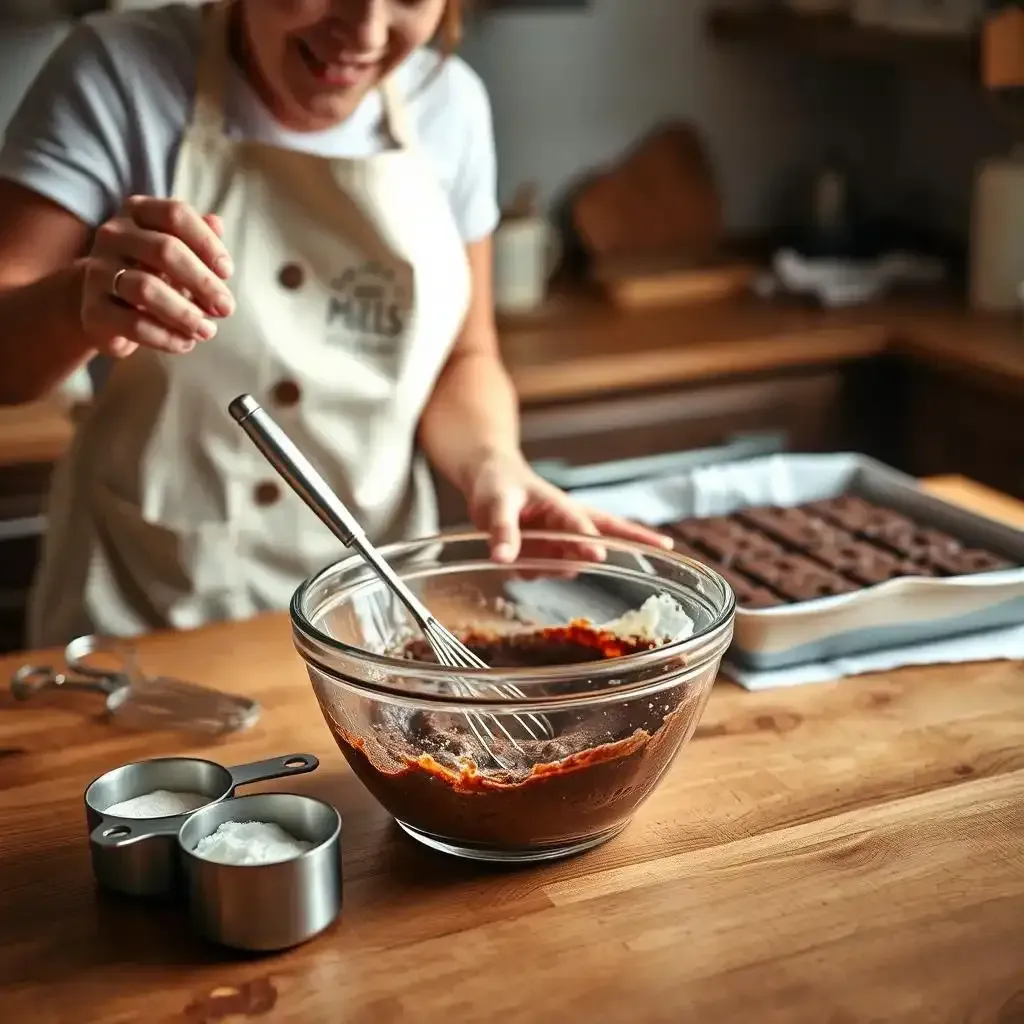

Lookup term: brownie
[668,538,785,609]
[666,538,715,573]
[658,494,1016,609]
[782,576,861,602]
[871,523,962,561]
[667,517,782,565]
[735,505,851,552]
[804,541,929,586]
[805,496,914,539]
[668,516,750,543]
[926,548,1014,577]
[736,587,787,610]
[713,565,786,609]
[735,552,859,602]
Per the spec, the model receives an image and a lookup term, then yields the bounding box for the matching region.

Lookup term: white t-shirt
[0,3,500,242]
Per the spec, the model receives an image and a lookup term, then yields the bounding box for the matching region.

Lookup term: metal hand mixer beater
[12,634,260,735]
[228,395,552,770]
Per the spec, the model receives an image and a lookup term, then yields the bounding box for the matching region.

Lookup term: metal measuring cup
[179,793,342,952]
[84,753,318,897]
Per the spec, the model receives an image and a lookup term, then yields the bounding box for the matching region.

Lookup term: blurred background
[0,0,1021,651]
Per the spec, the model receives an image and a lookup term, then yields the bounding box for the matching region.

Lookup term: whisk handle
[229,394,360,548]
[228,395,434,625]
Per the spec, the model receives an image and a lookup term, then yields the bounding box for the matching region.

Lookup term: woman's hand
[464,449,674,564]
[80,196,235,358]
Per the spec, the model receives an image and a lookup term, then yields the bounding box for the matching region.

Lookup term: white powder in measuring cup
[193,821,313,865]
[106,790,210,818]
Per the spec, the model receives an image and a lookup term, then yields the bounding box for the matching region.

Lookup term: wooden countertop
[2,295,1022,469]
[501,291,890,402]
[0,396,75,469]
[1,477,1021,1022]
[500,293,1024,403]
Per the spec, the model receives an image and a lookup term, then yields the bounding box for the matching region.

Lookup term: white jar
[970,147,1024,313]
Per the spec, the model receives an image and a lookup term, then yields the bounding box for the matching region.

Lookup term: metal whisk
[228,395,552,770]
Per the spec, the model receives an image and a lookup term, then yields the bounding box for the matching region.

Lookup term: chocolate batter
[325,625,702,851]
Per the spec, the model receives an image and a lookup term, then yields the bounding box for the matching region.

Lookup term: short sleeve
[0,23,133,227]
[446,64,500,243]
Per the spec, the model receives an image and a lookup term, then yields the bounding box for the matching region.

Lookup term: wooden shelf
[707,7,978,74]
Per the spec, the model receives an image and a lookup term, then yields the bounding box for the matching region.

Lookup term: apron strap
[191,0,231,140]
[380,74,416,150]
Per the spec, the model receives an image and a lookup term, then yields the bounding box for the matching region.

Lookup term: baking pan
[570,453,1024,670]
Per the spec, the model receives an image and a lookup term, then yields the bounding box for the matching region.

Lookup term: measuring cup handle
[227,753,319,791]
[89,815,181,849]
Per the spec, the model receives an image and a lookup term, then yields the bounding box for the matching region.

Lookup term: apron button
[278,263,305,290]
[272,379,302,407]
[254,481,281,507]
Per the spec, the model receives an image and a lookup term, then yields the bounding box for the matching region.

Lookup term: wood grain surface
[0,396,75,468]
[0,477,1021,1024]
[499,295,1024,403]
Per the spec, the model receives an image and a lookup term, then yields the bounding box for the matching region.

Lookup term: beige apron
[28,2,471,647]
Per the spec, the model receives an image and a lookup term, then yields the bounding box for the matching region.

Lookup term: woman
[0,0,669,648]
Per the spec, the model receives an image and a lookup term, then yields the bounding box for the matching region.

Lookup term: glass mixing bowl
[291,531,735,863]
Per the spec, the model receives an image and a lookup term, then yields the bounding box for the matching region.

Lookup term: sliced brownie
[804,540,929,586]
[805,496,914,539]
[735,551,859,602]
[713,564,787,609]
[735,505,852,552]
[669,537,786,609]
[668,516,783,566]
[660,494,1016,606]
[871,523,961,560]
[925,548,1014,577]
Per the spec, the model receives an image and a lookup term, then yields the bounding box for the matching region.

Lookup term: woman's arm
[0,181,95,405]
[0,181,234,407]
[417,235,518,494]
[419,237,672,562]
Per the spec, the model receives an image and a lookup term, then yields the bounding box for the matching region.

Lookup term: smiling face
[239,0,451,131]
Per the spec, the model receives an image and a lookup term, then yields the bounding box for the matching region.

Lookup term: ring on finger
[111,267,129,302]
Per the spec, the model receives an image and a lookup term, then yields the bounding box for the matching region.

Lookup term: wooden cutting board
[571,123,751,308]
[592,253,758,309]
[572,122,722,258]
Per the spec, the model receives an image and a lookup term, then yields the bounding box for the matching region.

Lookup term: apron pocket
[90,482,246,631]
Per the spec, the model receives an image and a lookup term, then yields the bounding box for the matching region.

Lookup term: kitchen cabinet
[518,368,853,467]
[903,366,1024,500]
[0,462,52,652]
